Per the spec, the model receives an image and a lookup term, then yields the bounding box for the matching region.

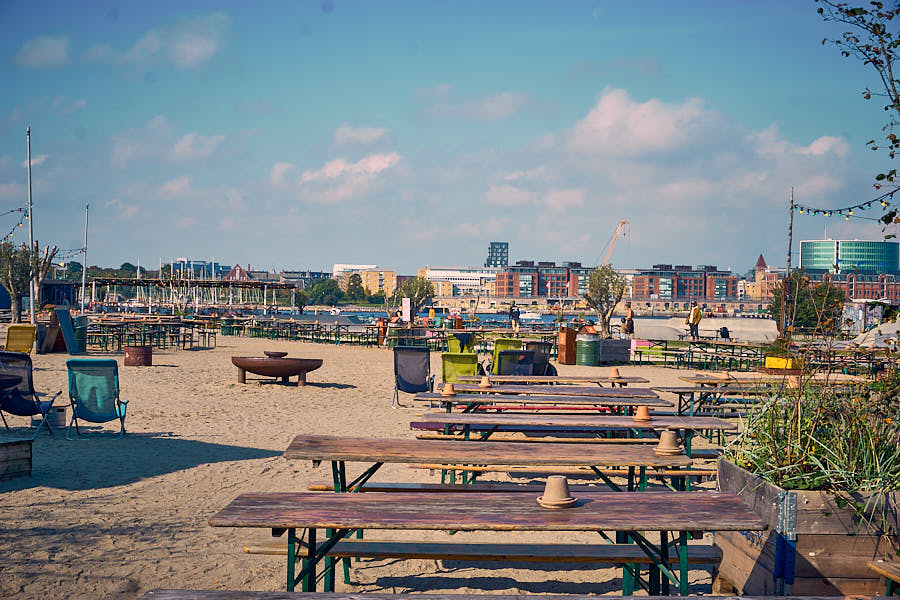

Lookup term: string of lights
[1,211,28,243]
[792,186,900,221]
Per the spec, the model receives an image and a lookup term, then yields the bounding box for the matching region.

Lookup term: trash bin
[557,326,577,365]
[73,326,87,354]
[575,333,600,366]
[123,345,152,366]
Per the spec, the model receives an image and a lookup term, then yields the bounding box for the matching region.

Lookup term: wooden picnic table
[209,490,767,594]
[284,434,690,492]
[140,592,894,600]
[678,373,867,386]
[415,412,735,458]
[457,374,649,386]
[414,392,673,413]
[445,383,659,397]
[653,385,764,416]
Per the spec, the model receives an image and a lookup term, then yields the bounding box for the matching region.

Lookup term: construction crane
[599,220,629,266]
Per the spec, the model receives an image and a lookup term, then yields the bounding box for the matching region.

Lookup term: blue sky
[0,1,894,274]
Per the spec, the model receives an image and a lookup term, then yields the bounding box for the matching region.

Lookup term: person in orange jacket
[685,300,702,339]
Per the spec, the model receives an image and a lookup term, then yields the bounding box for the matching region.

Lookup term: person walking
[508,302,521,333]
[623,302,635,339]
[686,300,702,339]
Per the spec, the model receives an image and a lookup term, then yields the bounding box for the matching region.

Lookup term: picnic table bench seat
[141,591,898,600]
[242,538,723,568]
[868,559,900,595]
[407,464,719,480]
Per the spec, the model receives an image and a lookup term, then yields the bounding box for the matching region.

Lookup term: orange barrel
[123,345,152,366]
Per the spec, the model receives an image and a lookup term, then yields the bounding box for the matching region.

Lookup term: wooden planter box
[597,339,630,364]
[0,439,32,481]
[716,459,898,596]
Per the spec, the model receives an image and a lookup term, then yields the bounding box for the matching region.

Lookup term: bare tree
[31,241,59,308]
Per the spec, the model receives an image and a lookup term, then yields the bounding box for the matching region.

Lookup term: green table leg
[286,528,297,592]
[679,530,689,595]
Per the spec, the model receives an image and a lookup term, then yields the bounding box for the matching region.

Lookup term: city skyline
[2,2,897,272]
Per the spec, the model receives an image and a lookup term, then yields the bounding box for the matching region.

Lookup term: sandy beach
[1,337,720,599]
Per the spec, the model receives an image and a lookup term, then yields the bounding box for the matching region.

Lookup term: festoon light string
[792,186,900,221]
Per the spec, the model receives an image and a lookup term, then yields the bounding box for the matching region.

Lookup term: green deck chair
[441,352,483,383]
[65,359,128,439]
[491,338,522,374]
[446,332,476,354]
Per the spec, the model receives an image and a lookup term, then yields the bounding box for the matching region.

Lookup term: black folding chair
[496,349,535,376]
[525,341,556,376]
[392,345,434,408]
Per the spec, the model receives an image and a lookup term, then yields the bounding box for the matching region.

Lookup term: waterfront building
[418,266,500,296]
[332,263,377,277]
[484,241,509,268]
[173,258,231,279]
[337,268,398,296]
[799,239,899,273]
[630,264,738,301]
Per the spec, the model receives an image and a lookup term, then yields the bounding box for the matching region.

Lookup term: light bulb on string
[799,208,804,214]
[846,215,851,220]
[849,209,854,215]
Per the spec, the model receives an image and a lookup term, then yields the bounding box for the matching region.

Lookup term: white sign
[401,297,411,322]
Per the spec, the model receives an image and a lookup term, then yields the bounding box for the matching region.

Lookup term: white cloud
[110,115,173,167]
[159,176,192,196]
[568,88,710,156]
[333,124,390,146]
[173,132,226,160]
[543,189,585,211]
[0,183,25,201]
[269,162,296,185]
[103,198,139,221]
[14,36,69,69]
[87,14,229,69]
[799,136,850,157]
[22,154,48,168]
[501,166,551,182]
[483,185,535,206]
[297,153,402,203]
[420,85,529,121]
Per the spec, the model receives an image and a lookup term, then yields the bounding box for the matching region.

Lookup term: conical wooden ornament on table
[653,430,683,456]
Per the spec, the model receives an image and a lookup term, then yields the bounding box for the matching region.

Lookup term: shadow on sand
[0,431,281,492]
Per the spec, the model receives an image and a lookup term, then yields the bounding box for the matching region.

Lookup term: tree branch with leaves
[0,243,34,323]
[581,264,627,339]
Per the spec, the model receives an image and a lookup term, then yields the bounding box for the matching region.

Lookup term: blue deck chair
[392,346,433,408]
[0,351,61,440]
[495,349,535,376]
[66,359,128,439]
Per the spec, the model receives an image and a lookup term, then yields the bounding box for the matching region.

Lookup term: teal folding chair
[65,359,128,439]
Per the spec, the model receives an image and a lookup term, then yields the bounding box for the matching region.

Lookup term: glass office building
[799,240,899,273]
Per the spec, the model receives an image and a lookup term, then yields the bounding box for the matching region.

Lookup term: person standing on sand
[623,302,635,339]
[686,300,702,339]
[508,302,521,333]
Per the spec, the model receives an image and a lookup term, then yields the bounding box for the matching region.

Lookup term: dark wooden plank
[414,392,673,407]
[283,435,691,467]
[208,490,768,532]
[447,383,659,397]
[652,386,761,394]
[307,481,619,493]
[242,538,722,564]
[142,591,894,600]
[457,375,650,384]
[419,412,737,431]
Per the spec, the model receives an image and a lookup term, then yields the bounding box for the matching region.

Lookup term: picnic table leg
[660,530,670,595]
[302,528,316,591]
[678,531,689,595]
[237,368,246,384]
[286,528,297,592]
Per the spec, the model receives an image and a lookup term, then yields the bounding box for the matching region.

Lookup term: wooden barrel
[123,345,152,366]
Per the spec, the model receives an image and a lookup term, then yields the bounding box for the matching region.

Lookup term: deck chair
[490,338,523,374]
[65,359,128,439]
[392,346,433,408]
[0,351,61,439]
[447,332,476,354]
[495,349,535,376]
[525,341,557,376]
[3,324,36,353]
[441,352,484,383]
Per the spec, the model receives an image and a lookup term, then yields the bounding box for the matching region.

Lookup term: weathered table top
[652,385,762,395]
[283,435,691,467]
[209,490,767,532]
[414,392,673,407]
[445,383,659,398]
[678,374,866,386]
[457,375,650,384]
[418,412,737,432]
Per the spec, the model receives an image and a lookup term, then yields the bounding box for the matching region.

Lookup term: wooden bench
[141,591,882,600]
[414,432,659,444]
[868,559,900,595]
[243,538,722,569]
[408,464,718,480]
[309,480,620,493]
